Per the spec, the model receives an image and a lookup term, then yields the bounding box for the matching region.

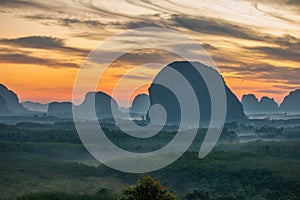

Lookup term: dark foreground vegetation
[0,120,300,199]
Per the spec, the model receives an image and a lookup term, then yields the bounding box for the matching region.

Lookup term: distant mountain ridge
[22,101,49,112]
[242,90,300,115]
[75,91,119,120]
[0,95,10,115]
[280,89,300,113]
[130,94,150,115]
[0,84,29,115]
[47,102,73,118]
[242,94,278,114]
[148,61,246,125]
[1,81,299,119]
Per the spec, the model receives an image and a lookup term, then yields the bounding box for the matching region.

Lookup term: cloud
[171,15,262,41]
[245,0,300,8]
[253,3,297,23]
[288,0,300,6]
[59,18,104,27]
[1,36,63,48]
[0,53,78,68]
[90,49,182,67]
[0,36,89,55]
[219,63,300,86]
[114,74,153,81]
[80,0,142,20]
[170,14,300,48]
[168,42,218,53]
[70,32,109,41]
[22,14,107,30]
[272,84,300,90]
[124,20,161,29]
[0,0,48,9]
[272,34,298,46]
[7,1,298,52]
[254,89,287,94]
[201,43,218,51]
[248,45,300,63]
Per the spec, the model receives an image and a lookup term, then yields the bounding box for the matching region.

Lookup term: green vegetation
[0,121,300,199]
[0,123,238,153]
[17,189,114,200]
[1,140,300,199]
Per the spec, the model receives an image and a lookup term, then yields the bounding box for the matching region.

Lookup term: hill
[148,61,246,125]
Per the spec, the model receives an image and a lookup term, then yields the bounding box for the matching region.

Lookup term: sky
[0,0,299,106]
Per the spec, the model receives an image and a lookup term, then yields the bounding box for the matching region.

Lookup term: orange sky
[0,0,299,106]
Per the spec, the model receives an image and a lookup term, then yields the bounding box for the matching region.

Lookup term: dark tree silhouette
[119,175,176,200]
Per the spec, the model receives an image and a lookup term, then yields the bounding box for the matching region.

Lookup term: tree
[119,175,176,200]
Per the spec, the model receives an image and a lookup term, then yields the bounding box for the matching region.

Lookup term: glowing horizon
[0,0,299,106]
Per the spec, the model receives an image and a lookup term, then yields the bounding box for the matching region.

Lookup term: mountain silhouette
[130,94,150,116]
[280,89,300,113]
[148,61,246,125]
[260,96,278,113]
[22,101,49,112]
[0,95,11,115]
[242,94,278,114]
[47,102,73,118]
[76,91,119,119]
[0,84,28,115]
[241,94,259,113]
